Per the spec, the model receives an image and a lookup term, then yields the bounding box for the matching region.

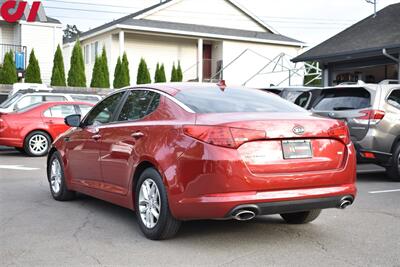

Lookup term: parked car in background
[0,101,94,156]
[311,84,400,180]
[0,92,101,113]
[261,86,322,109]
[47,83,356,240]
[8,83,52,97]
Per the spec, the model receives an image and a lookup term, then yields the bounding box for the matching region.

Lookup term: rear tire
[135,168,181,240]
[386,143,400,181]
[24,131,51,157]
[47,152,76,201]
[280,210,321,224]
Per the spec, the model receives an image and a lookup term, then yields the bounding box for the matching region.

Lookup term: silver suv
[311,83,400,181]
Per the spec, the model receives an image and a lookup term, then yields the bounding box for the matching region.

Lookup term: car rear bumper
[354,143,392,166]
[173,184,357,220]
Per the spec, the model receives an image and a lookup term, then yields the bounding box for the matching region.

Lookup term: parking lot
[0,146,399,266]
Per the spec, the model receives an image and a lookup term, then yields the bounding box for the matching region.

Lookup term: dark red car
[47,83,357,240]
[0,101,93,156]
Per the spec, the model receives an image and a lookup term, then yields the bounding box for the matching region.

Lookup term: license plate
[282,140,313,159]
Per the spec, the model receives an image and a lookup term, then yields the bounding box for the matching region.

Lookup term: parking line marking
[369,189,400,194]
[0,165,40,171]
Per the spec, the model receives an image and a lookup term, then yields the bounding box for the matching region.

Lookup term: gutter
[382,48,399,62]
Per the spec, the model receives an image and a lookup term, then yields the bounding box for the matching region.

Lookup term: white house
[63,0,305,88]
[0,0,63,84]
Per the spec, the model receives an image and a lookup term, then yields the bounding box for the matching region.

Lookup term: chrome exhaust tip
[339,197,353,209]
[234,210,256,221]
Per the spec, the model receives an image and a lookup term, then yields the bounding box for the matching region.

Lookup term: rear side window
[387,89,400,109]
[175,87,305,113]
[44,96,67,102]
[43,105,76,118]
[313,88,371,111]
[71,95,100,103]
[118,90,160,121]
[15,95,43,110]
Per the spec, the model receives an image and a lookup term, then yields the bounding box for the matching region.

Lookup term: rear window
[174,87,306,113]
[387,89,400,109]
[313,88,371,111]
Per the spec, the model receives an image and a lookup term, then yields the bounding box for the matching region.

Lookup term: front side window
[118,90,160,121]
[43,105,76,118]
[387,89,400,109]
[84,92,124,126]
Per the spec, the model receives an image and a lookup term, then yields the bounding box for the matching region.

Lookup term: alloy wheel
[29,134,48,155]
[50,159,62,194]
[138,179,161,229]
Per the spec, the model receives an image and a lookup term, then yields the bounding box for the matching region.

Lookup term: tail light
[354,109,385,125]
[328,124,350,145]
[183,125,266,148]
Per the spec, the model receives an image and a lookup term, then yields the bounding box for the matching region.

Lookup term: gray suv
[311,83,400,181]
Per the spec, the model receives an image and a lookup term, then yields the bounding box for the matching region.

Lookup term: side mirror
[65,114,81,127]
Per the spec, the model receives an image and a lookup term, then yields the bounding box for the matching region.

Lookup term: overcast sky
[41,0,400,47]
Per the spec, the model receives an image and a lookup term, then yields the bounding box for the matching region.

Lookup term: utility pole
[365,0,377,17]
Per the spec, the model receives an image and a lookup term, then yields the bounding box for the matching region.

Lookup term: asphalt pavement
[0,147,399,267]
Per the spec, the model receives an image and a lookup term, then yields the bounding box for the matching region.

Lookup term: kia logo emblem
[293,125,305,135]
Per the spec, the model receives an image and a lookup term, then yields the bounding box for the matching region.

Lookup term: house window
[90,41,99,63]
[84,45,89,64]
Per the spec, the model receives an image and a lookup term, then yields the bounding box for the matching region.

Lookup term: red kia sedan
[0,101,93,156]
[47,83,356,240]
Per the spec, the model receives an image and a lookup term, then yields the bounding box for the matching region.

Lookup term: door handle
[131,132,145,139]
[92,134,101,140]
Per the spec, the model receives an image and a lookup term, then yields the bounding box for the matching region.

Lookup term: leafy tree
[170,63,178,82]
[67,40,86,87]
[0,51,18,84]
[100,47,110,88]
[51,44,66,86]
[121,52,130,86]
[63,24,82,43]
[25,49,42,83]
[176,61,183,82]
[159,64,167,83]
[136,58,151,84]
[113,56,122,88]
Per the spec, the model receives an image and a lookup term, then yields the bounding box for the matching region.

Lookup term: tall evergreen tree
[176,61,183,82]
[67,40,86,87]
[25,49,42,83]
[154,63,160,83]
[121,52,130,86]
[170,63,178,82]
[100,46,110,88]
[90,56,104,88]
[0,51,18,84]
[51,44,66,86]
[159,64,167,83]
[113,56,122,88]
[136,58,151,84]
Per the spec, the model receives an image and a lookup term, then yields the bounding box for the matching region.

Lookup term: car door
[42,104,78,138]
[65,92,125,184]
[98,90,161,194]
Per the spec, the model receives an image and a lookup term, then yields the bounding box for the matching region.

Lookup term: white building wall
[20,22,63,84]
[144,0,266,32]
[0,23,16,44]
[222,40,304,87]
[119,33,198,85]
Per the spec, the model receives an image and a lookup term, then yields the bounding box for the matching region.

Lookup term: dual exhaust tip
[231,196,354,221]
